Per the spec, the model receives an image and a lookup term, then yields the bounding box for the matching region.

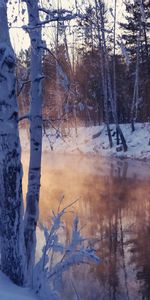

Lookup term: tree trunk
[0,1,25,285]
[95,0,113,148]
[24,0,43,282]
[99,0,127,152]
[130,26,141,132]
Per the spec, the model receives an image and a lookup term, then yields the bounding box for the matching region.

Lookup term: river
[22,153,150,300]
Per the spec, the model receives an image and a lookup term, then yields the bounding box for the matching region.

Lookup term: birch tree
[130,26,141,131]
[23,0,43,281]
[0,0,25,285]
[99,0,127,151]
[94,0,113,147]
[23,0,81,281]
[0,0,99,288]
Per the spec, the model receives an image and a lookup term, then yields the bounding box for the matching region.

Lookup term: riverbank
[20,123,150,161]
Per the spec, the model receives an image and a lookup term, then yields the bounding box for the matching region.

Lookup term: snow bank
[20,123,150,160]
[0,272,38,300]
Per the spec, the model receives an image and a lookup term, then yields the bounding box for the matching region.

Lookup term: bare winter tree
[23,0,81,281]
[130,26,141,132]
[99,0,127,151]
[94,0,113,148]
[0,0,25,285]
[23,0,43,282]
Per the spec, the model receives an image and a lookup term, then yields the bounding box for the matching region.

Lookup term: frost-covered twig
[33,204,100,299]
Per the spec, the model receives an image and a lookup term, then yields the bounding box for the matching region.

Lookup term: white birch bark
[94,0,113,148]
[23,0,43,281]
[99,0,127,151]
[131,24,141,131]
[0,0,25,285]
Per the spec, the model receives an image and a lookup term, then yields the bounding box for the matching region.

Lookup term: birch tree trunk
[99,0,127,152]
[0,0,25,285]
[95,0,113,148]
[24,0,43,281]
[130,27,141,132]
[113,0,119,145]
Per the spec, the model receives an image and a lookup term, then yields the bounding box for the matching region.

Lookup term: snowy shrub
[33,202,100,300]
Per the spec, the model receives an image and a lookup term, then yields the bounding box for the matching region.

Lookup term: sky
[8,1,30,54]
[8,0,125,55]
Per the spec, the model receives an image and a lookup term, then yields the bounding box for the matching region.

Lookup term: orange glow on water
[22,152,150,299]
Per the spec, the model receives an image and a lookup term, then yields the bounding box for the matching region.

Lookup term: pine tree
[120,0,150,129]
[120,0,150,60]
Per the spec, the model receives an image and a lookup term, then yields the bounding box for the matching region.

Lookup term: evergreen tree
[120,0,150,60]
[120,0,150,128]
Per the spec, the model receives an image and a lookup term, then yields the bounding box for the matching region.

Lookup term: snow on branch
[22,4,85,32]
[33,202,100,299]
[23,10,82,31]
[37,12,80,27]
[38,8,72,16]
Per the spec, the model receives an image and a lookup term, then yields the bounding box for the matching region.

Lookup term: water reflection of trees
[127,192,150,300]
[84,175,150,300]
[23,154,150,299]
[40,171,150,300]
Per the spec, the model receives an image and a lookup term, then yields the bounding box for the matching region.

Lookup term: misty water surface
[22,153,150,300]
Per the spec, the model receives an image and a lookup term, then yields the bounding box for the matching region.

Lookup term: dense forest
[17,0,150,130]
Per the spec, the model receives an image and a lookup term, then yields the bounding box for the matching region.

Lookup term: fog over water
[22,153,150,300]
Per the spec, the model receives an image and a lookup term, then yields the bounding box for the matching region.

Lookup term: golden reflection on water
[22,153,150,300]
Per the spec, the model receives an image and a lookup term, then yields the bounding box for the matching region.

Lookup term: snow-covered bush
[33,203,100,300]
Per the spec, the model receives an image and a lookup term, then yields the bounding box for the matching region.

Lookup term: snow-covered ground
[20,123,150,161]
[0,272,38,300]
